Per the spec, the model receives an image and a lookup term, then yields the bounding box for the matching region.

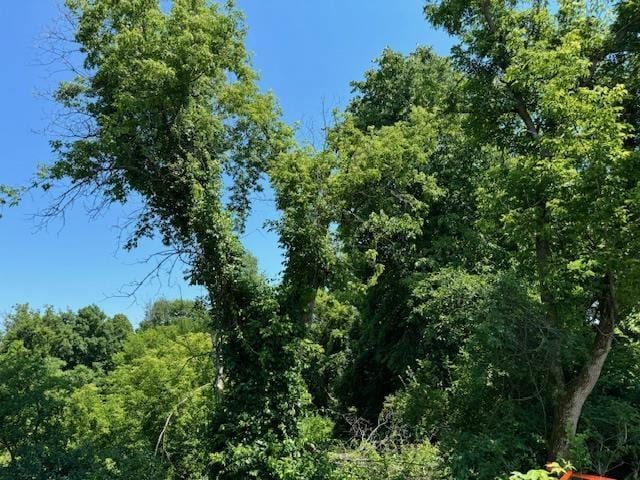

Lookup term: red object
[559,472,615,480]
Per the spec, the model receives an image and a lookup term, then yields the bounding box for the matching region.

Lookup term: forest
[1,0,639,479]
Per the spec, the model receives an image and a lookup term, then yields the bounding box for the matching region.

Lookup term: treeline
[2,295,638,479]
[0,300,443,479]
[0,301,212,478]
[3,0,640,479]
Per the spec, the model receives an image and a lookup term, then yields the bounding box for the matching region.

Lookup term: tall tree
[43,1,319,477]
[326,47,484,418]
[424,0,640,458]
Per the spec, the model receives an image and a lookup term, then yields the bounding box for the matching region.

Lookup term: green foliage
[0,185,20,218]
[331,414,445,480]
[2,304,132,371]
[334,441,443,480]
[0,302,216,479]
[508,461,573,480]
[329,47,484,420]
[0,341,79,478]
[18,0,640,479]
[422,0,640,467]
[269,148,336,326]
[302,291,358,411]
[386,271,550,478]
[67,325,214,479]
[140,298,209,332]
[579,316,640,476]
[347,47,459,130]
[46,0,313,476]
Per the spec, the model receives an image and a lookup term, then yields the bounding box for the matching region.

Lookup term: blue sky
[0,0,453,325]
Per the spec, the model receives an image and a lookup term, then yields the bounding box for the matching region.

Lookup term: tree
[1,304,132,371]
[301,290,358,412]
[26,0,640,477]
[65,325,214,479]
[44,0,323,477]
[424,0,640,458]
[0,341,83,478]
[347,47,458,130]
[0,306,218,479]
[326,47,484,419]
[140,298,208,331]
[388,270,550,477]
[607,0,640,148]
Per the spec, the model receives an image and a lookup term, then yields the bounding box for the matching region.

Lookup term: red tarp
[559,472,616,480]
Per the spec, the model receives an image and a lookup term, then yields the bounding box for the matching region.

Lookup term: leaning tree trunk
[476,0,619,461]
[549,274,617,459]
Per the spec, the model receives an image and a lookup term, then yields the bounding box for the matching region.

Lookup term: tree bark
[211,331,224,397]
[302,287,318,326]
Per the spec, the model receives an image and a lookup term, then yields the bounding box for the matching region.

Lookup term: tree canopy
[2,0,640,479]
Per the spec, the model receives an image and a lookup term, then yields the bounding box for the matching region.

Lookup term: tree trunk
[211,331,224,397]
[548,274,616,459]
[302,288,318,326]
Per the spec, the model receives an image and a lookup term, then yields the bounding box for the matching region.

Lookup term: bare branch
[154,383,212,460]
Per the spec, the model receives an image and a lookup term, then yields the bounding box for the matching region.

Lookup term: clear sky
[0,0,453,325]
